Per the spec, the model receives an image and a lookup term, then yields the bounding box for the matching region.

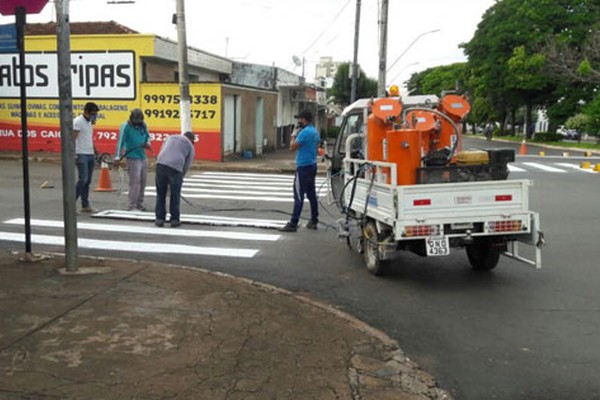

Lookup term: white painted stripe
[146,186,292,197]
[522,162,567,173]
[92,210,287,228]
[147,188,327,199]
[181,182,294,191]
[198,171,297,179]
[4,218,281,242]
[508,164,526,172]
[554,163,598,174]
[186,177,326,186]
[145,192,297,202]
[197,171,324,184]
[0,232,258,258]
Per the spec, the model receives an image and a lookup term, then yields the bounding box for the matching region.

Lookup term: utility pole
[350,0,361,103]
[377,0,388,97]
[56,0,78,271]
[175,0,191,134]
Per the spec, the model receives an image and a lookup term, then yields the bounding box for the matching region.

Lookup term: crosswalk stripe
[92,210,287,229]
[145,192,296,202]
[146,187,327,198]
[199,171,327,181]
[554,163,598,174]
[0,232,258,258]
[186,177,326,186]
[521,162,567,173]
[181,182,294,191]
[3,218,281,241]
[508,164,526,172]
[147,186,292,197]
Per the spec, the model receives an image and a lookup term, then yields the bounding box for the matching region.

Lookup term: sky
[1,0,496,88]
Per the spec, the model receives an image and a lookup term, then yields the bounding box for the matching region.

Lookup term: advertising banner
[0,51,136,99]
[140,83,221,161]
[0,51,222,160]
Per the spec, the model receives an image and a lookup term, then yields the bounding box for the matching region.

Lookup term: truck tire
[363,221,387,276]
[466,241,501,271]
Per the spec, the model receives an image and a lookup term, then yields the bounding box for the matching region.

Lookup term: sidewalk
[0,148,329,175]
[0,251,449,399]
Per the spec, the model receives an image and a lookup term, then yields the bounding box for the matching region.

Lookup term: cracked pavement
[0,251,450,399]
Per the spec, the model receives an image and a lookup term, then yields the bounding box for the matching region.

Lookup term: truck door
[330,112,364,209]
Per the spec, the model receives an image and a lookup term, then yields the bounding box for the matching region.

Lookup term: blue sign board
[0,23,17,53]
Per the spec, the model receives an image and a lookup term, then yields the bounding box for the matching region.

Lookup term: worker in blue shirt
[115,108,151,211]
[280,110,320,232]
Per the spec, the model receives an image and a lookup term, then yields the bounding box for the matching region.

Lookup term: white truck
[328,94,544,275]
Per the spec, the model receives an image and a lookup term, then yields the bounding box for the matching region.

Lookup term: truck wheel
[466,241,501,271]
[363,221,387,276]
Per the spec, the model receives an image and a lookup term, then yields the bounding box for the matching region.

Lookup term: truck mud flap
[503,212,544,269]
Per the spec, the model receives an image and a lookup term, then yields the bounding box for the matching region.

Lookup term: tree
[462,0,600,137]
[328,63,377,106]
[405,63,467,96]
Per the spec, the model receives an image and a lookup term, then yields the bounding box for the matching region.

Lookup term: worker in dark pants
[154,132,196,227]
[280,110,320,232]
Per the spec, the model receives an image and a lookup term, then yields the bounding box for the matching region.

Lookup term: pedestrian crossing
[145,171,329,203]
[508,162,599,174]
[0,218,283,259]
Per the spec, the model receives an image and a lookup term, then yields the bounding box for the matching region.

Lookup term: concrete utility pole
[377,0,388,97]
[56,0,78,271]
[175,0,192,134]
[350,0,361,103]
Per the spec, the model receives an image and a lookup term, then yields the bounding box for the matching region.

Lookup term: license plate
[426,236,450,256]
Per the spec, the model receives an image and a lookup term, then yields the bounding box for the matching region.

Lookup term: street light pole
[377,0,389,97]
[175,0,191,134]
[388,61,420,87]
[386,29,440,76]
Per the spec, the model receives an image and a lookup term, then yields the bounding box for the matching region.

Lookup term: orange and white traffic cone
[94,161,116,192]
[519,140,527,155]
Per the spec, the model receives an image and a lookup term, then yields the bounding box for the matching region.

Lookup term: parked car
[557,126,581,141]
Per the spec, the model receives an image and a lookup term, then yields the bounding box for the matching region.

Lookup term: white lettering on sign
[0,51,135,99]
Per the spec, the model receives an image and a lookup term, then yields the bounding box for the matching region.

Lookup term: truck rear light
[413,199,431,206]
[403,225,440,237]
[488,220,523,232]
[495,194,512,202]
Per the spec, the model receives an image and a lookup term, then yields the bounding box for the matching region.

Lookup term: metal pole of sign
[56,0,78,271]
[15,7,32,254]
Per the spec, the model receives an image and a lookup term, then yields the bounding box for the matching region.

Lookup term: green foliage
[577,59,593,76]
[583,93,600,136]
[325,125,340,139]
[565,113,589,131]
[462,0,600,129]
[405,63,467,96]
[328,63,378,106]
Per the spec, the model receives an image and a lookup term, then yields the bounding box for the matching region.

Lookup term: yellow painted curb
[581,161,592,169]
[594,164,600,172]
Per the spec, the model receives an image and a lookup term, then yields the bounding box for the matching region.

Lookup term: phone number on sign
[143,94,218,105]
[143,109,216,119]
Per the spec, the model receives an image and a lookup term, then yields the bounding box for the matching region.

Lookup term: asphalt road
[1,137,600,399]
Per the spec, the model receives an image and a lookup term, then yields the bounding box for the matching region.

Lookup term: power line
[299,0,352,56]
